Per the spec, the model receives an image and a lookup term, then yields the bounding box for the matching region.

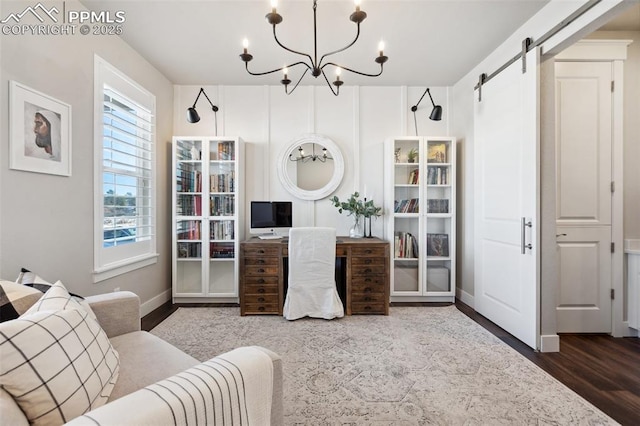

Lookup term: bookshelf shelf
[172,136,244,302]
[385,136,456,302]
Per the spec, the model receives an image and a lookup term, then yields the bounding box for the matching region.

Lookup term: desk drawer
[243,247,281,257]
[351,302,386,315]
[351,246,387,257]
[351,292,386,304]
[351,257,386,267]
[244,265,280,276]
[243,282,278,295]
[351,277,386,293]
[243,257,279,266]
[243,303,279,315]
[243,275,279,286]
[243,293,278,304]
[351,264,386,276]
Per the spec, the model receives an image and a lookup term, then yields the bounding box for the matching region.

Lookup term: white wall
[0,0,174,315]
[173,85,450,241]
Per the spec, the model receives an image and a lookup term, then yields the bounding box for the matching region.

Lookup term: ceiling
[79,0,639,87]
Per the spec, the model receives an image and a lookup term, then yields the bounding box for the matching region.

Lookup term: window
[94,56,157,281]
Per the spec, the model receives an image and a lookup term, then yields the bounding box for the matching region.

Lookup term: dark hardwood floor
[142,300,640,425]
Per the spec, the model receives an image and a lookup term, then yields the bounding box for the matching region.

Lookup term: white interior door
[474,49,540,350]
[555,61,612,333]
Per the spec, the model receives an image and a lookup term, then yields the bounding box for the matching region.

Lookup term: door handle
[556,233,567,238]
[521,217,532,254]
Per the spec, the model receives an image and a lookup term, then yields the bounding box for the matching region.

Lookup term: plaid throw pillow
[0,281,120,425]
[0,280,43,322]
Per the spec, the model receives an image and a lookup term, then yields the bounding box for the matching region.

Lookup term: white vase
[349,216,364,238]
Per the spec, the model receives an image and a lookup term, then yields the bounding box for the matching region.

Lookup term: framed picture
[427,142,447,163]
[427,233,449,257]
[9,81,72,176]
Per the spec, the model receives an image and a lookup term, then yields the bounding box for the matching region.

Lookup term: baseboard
[140,289,171,317]
[540,334,560,353]
[456,288,474,308]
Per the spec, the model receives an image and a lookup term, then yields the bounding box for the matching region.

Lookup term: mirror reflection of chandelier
[289,144,333,163]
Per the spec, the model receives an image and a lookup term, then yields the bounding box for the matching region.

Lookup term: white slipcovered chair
[283,227,345,320]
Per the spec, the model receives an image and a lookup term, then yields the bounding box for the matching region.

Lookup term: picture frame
[427,233,449,257]
[9,81,72,176]
[427,142,447,163]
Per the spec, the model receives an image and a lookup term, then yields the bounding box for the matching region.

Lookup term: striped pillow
[0,281,120,426]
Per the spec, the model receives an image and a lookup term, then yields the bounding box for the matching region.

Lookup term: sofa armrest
[65,346,283,426]
[85,291,140,338]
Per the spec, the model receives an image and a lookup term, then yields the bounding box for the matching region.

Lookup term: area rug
[151,305,616,425]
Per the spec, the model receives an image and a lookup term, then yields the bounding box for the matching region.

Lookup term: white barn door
[474,49,540,349]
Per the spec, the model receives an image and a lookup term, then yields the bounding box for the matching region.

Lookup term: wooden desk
[240,237,390,316]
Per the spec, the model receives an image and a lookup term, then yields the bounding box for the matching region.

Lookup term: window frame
[93,55,158,282]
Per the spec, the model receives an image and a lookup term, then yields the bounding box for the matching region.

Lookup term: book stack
[210,242,235,259]
[210,220,234,240]
[426,199,449,214]
[394,198,419,213]
[177,242,201,258]
[426,166,448,185]
[394,232,418,258]
[407,168,419,184]
[217,141,235,161]
[210,195,235,216]
[210,171,235,193]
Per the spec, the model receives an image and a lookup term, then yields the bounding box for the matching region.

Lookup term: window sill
[93,253,159,283]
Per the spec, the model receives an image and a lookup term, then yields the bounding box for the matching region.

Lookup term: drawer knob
[258,268,265,273]
[365,306,372,311]
[364,278,372,282]
[258,249,265,254]
[365,259,372,264]
[258,278,265,284]
[364,287,372,293]
[365,249,372,254]
[365,297,372,301]
[258,297,265,302]
[364,268,372,273]
[258,306,265,311]
[258,288,265,293]
[257,259,265,264]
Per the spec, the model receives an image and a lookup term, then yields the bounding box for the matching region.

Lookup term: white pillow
[0,281,120,426]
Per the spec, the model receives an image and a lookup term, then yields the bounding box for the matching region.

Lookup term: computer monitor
[250,201,293,237]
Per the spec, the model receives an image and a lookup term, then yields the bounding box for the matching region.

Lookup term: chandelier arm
[321,70,340,96]
[285,67,310,95]
[318,24,362,68]
[244,61,310,77]
[322,61,384,78]
[272,25,315,67]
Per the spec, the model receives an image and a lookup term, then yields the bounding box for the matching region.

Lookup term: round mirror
[277,134,344,201]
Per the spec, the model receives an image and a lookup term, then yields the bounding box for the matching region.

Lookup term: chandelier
[239,0,388,96]
[289,144,333,162]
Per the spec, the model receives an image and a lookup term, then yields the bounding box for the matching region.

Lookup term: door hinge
[611,81,615,92]
[611,181,615,193]
[611,289,615,300]
[611,242,615,253]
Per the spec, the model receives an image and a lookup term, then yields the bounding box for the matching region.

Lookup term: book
[426,233,449,257]
[427,199,449,214]
[427,143,447,163]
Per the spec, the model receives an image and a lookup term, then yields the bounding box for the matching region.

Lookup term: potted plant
[330,192,382,238]
[407,148,418,163]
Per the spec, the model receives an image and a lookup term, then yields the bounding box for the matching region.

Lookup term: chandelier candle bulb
[378,40,385,56]
[355,0,361,12]
[242,38,248,54]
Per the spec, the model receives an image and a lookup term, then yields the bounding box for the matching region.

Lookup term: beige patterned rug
[151,305,616,425]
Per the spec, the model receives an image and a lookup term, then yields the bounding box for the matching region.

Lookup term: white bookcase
[172,136,244,302]
[385,136,456,302]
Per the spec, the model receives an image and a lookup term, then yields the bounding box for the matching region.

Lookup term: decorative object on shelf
[330,192,381,238]
[410,88,443,135]
[9,80,72,176]
[289,143,333,163]
[186,88,220,135]
[427,142,447,163]
[407,148,418,163]
[394,148,401,163]
[239,0,388,96]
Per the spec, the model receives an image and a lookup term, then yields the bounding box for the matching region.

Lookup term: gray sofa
[0,291,283,425]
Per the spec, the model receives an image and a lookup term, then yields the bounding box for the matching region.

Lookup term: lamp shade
[429,105,443,121]
[187,107,200,123]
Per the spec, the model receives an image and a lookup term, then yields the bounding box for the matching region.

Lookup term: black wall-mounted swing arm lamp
[411,88,442,121]
[187,87,220,134]
[410,87,442,135]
